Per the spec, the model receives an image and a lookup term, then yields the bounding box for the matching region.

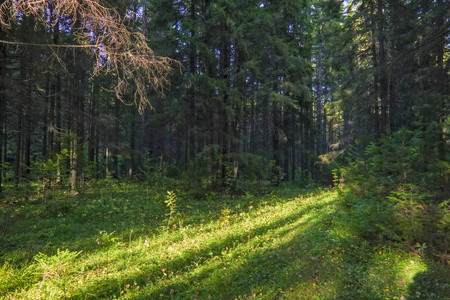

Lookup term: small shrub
[33,249,81,299]
[340,128,450,256]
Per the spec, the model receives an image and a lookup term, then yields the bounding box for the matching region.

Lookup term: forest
[0,0,449,299]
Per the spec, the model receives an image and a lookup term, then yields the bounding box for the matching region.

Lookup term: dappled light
[2,182,446,299]
[0,0,449,299]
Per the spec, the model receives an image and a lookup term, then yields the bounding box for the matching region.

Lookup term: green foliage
[1,181,449,299]
[164,190,181,228]
[340,128,450,257]
[30,158,58,184]
[96,231,118,246]
[269,160,283,187]
[33,249,82,299]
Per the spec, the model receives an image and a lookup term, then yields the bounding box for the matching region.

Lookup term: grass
[0,179,449,299]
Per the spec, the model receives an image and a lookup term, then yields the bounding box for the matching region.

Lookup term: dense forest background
[0,0,448,190]
[0,0,449,256]
[0,0,449,298]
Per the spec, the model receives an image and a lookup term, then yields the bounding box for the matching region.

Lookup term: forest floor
[0,179,449,299]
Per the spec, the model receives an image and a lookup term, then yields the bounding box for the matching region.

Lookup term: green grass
[0,180,449,299]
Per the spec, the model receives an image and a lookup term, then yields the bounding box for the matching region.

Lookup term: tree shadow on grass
[69,199,335,299]
[115,200,442,300]
[406,262,450,299]
[69,192,414,300]
[4,184,447,299]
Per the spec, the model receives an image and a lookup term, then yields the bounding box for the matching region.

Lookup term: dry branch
[0,0,176,112]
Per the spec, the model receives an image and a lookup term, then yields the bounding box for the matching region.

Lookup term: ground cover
[0,180,449,299]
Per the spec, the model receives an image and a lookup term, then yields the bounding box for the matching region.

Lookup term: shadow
[68,198,333,299]
[65,190,395,299]
[406,263,450,299]
[2,183,448,299]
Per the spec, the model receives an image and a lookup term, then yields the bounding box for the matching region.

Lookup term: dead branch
[0,0,177,112]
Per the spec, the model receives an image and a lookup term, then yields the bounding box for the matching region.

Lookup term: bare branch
[0,0,177,112]
[0,39,99,48]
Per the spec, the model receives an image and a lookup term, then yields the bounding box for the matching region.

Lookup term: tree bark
[129,110,136,178]
[14,106,22,187]
[188,0,197,172]
[377,0,388,136]
[0,36,6,192]
[435,0,447,162]
[112,97,120,178]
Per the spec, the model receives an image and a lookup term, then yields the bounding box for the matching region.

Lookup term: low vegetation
[1,177,448,299]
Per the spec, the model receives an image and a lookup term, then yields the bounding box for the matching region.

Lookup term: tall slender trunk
[70,132,78,191]
[300,106,306,178]
[203,0,214,189]
[105,147,110,177]
[129,110,136,178]
[323,106,327,154]
[435,0,447,162]
[15,51,29,186]
[0,39,6,192]
[0,101,4,192]
[70,67,85,191]
[272,83,281,186]
[316,43,326,154]
[22,54,33,179]
[0,107,5,192]
[136,2,148,174]
[230,42,246,190]
[42,76,50,159]
[249,96,256,154]
[14,107,22,187]
[88,82,96,164]
[69,89,78,192]
[219,17,231,187]
[377,0,388,135]
[372,10,380,140]
[23,111,31,178]
[55,72,62,182]
[49,80,56,156]
[113,97,120,178]
[188,0,197,173]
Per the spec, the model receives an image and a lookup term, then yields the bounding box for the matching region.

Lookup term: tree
[0,0,177,192]
[0,0,175,111]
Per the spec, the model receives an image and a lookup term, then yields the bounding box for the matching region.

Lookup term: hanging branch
[0,0,177,112]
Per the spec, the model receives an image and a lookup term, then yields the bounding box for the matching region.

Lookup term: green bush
[340,128,449,257]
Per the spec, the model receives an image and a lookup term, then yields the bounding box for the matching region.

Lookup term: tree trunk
[188,0,197,173]
[0,38,6,192]
[14,107,22,187]
[370,7,381,140]
[129,111,136,178]
[233,45,246,190]
[203,0,214,189]
[47,81,56,158]
[70,64,85,192]
[23,110,31,179]
[272,88,281,187]
[435,0,447,162]
[42,76,50,159]
[377,0,388,136]
[113,97,120,178]
[55,72,62,182]
[88,83,96,164]
[219,16,231,188]
[136,2,148,175]
[105,147,110,177]
[70,132,78,192]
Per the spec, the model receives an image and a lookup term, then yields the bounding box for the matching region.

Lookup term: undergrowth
[0,177,449,299]
[339,129,449,260]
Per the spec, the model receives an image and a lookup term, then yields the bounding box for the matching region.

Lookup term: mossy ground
[0,180,449,299]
